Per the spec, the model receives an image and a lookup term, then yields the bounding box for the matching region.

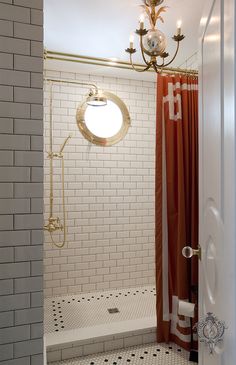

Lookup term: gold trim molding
[44,49,198,76]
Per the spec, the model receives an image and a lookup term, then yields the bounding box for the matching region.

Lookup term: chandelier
[125,0,185,73]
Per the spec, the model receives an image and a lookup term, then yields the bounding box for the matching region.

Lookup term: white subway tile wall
[0,1,44,364]
[44,70,156,297]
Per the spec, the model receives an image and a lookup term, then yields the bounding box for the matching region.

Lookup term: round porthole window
[76,91,131,146]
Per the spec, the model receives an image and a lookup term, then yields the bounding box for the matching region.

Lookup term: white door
[199,0,236,364]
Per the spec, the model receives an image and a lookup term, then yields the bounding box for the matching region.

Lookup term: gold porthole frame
[76,91,131,146]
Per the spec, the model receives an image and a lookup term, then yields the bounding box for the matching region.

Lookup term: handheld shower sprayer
[59,134,73,154]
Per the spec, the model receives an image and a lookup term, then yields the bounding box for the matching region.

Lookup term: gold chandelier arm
[154,57,165,69]
[152,62,161,73]
[130,54,152,72]
[160,40,180,68]
[139,35,150,66]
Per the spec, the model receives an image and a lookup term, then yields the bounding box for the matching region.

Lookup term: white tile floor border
[49,342,193,365]
[45,286,157,362]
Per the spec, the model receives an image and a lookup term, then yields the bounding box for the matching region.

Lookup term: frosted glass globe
[143,29,167,56]
[84,101,123,138]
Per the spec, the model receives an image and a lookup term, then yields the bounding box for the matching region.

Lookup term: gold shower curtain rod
[44,49,198,76]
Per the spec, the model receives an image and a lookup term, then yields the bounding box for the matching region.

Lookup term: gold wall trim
[44,49,198,76]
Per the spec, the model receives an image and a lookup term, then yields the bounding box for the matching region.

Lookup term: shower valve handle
[44,217,63,232]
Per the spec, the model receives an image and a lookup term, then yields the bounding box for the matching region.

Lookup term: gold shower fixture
[125,0,185,73]
[44,78,106,249]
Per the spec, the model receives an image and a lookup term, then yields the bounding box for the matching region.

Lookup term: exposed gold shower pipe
[44,77,99,94]
[44,80,71,248]
[44,78,101,248]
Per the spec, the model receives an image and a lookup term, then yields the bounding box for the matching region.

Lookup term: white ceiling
[44,0,205,80]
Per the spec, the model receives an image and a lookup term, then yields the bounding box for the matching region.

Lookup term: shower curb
[46,326,156,362]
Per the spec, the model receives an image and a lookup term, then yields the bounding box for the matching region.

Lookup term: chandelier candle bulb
[177,20,182,35]
[129,34,134,49]
[139,14,145,30]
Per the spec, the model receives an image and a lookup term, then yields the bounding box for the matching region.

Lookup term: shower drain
[108,308,119,314]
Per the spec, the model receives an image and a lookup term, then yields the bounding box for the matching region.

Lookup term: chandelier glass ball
[143,29,167,56]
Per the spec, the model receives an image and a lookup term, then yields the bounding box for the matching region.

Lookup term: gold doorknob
[182,245,201,260]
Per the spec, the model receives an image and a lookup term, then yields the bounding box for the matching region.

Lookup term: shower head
[86,89,107,107]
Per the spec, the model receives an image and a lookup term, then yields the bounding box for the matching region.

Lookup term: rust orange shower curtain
[155,74,198,351]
